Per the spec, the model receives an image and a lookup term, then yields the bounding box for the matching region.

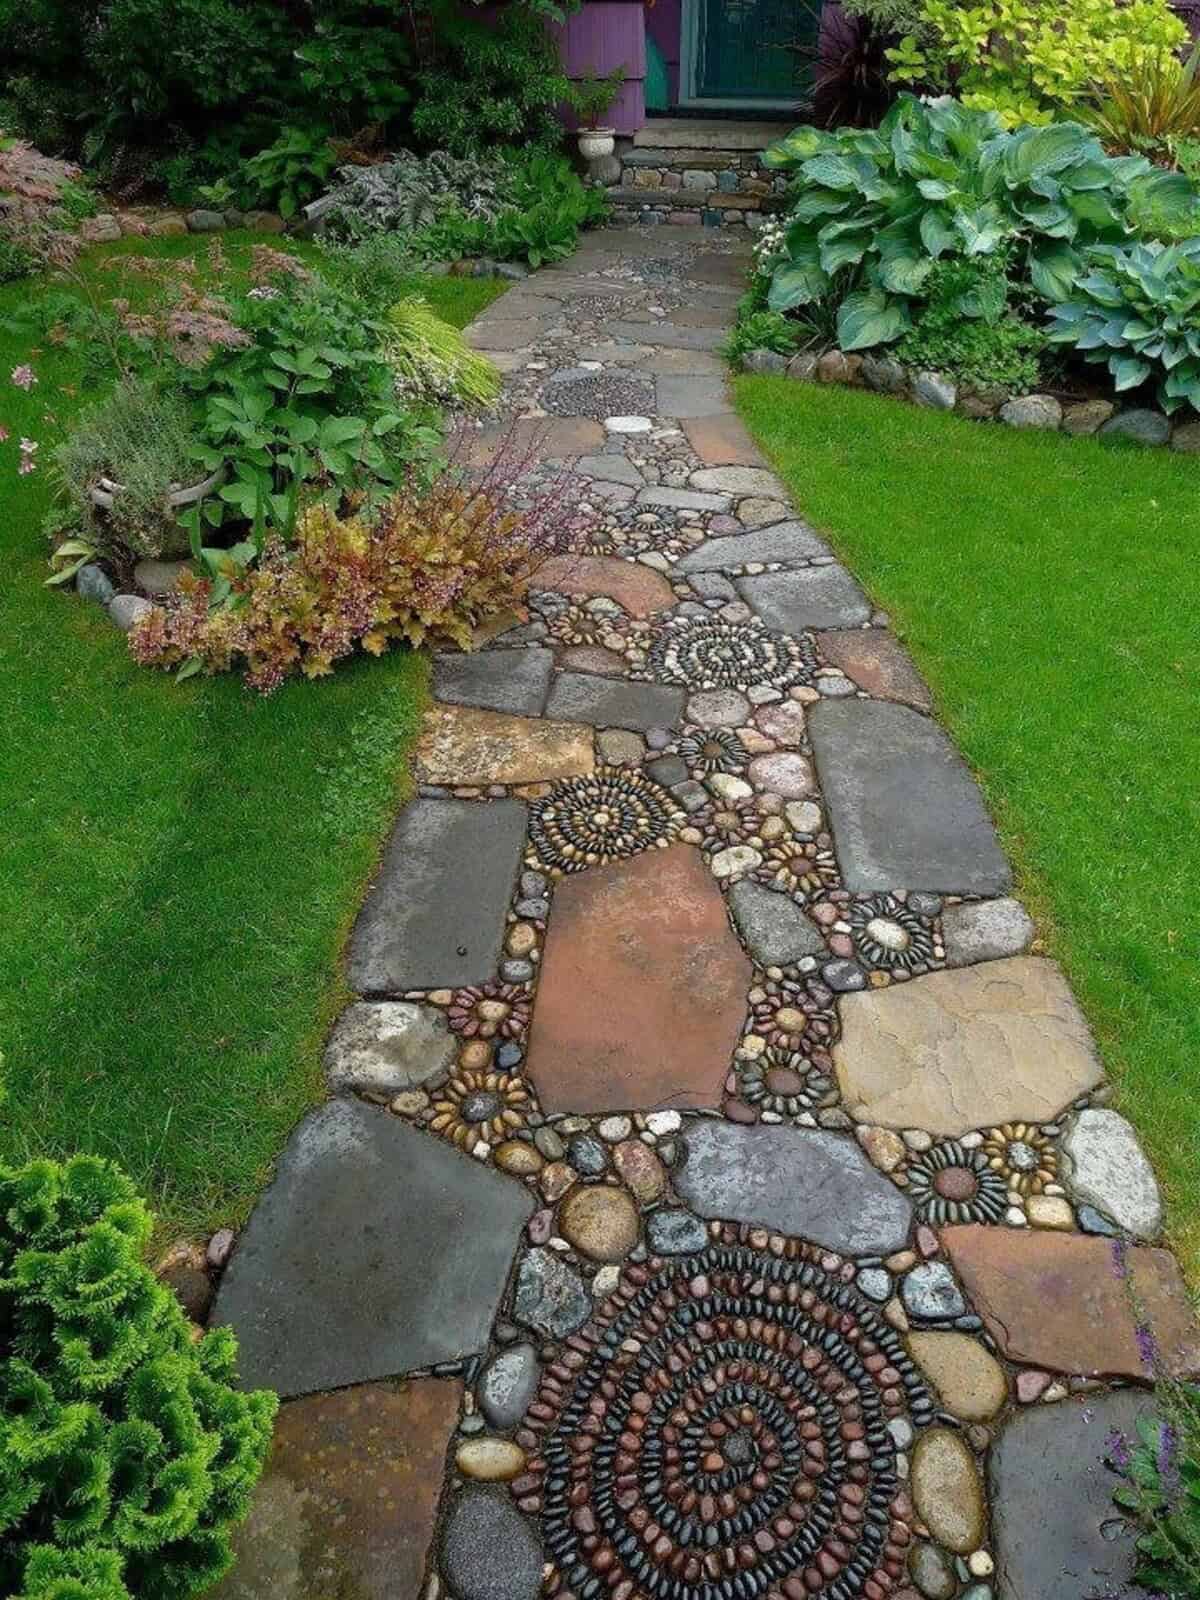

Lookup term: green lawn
[737,375,1200,1273]
[0,233,505,1241]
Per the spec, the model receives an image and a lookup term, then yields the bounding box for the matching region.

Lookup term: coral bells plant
[0,1154,276,1600]
[129,440,584,692]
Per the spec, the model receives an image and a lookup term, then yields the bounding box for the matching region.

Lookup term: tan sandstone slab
[835,958,1103,1135]
[815,629,933,712]
[526,843,752,1113]
[536,554,676,617]
[942,1227,1200,1379]
[214,1379,460,1600]
[415,703,594,787]
[907,1331,1008,1421]
[683,412,769,466]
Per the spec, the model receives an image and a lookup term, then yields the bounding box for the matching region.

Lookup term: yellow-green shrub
[888,0,1188,127]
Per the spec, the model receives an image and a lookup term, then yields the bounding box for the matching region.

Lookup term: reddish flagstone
[815,629,933,711]
[536,553,677,617]
[682,412,768,466]
[214,1379,461,1599]
[526,843,751,1113]
[941,1227,1200,1379]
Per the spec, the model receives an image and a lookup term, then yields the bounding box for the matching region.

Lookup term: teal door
[693,0,814,102]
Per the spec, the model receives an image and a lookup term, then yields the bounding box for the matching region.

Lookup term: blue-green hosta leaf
[789,188,853,223]
[1109,354,1153,390]
[768,254,827,312]
[762,128,826,170]
[837,289,910,350]
[1066,189,1124,236]
[1003,122,1097,184]
[802,153,867,192]
[1015,196,1072,237]
[919,207,957,258]
[819,228,872,275]
[955,203,1008,256]
[1161,339,1190,371]
[917,179,955,200]
[1028,240,1082,302]
[1129,169,1198,233]
[877,222,934,294]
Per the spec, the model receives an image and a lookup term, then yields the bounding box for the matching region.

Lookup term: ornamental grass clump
[384,299,502,410]
[0,1154,276,1600]
[129,441,584,692]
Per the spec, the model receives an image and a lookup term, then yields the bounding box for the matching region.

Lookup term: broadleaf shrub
[885,0,1188,128]
[0,1154,276,1600]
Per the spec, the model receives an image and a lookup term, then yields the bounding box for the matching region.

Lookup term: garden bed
[0,231,508,1240]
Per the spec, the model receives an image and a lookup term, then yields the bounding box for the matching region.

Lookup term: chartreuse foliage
[762,96,1197,354]
[1047,239,1200,413]
[0,1154,276,1600]
[886,0,1187,128]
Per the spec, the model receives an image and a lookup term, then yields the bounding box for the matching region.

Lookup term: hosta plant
[0,1154,276,1600]
[762,95,1196,352]
[1046,238,1200,413]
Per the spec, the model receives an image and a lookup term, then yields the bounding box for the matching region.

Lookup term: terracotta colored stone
[526,844,752,1113]
[815,630,933,711]
[415,703,594,786]
[536,554,676,617]
[835,960,1103,1136]
[212,1379,460,1599]
[682,412,768,466]
[941,1227,1200,1379]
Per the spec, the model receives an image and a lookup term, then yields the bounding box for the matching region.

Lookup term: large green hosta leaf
[761,126,826,171]
[1028,240,1084,301]
[768,229,828,310]
[1003,122,1096,184]
[837,288,911,350]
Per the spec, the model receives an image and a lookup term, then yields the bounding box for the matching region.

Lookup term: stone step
[631,117,793,152]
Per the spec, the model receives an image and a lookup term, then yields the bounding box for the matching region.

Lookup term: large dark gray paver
[546,671,684,731]
[607,319,724,351]
[433,647,553,715]
[737,564,871,629]
[810,698,1012,894]
[674,1119,913,1255]
[348,797,526,992]
[990,1392,1157,1600]
[675,520,831,573]
[211,1101,533,1398]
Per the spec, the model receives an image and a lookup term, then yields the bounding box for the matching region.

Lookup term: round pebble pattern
[512,1224,932,1600]
[902,1140,1009,1225]
[648,616,816,692]
[527,767,687,876]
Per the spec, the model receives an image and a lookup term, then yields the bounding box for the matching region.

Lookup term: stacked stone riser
[604,139,790,229]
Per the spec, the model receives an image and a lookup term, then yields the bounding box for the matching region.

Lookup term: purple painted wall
[551,2,648,133]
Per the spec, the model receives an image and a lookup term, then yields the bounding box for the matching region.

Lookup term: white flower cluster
[752,213,787,277]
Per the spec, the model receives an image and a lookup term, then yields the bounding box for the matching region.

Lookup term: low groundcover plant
[0,1153,276,1600]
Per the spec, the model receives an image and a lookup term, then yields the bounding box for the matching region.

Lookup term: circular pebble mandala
[527,767,687,876]
[847,896,937,974]
[649,617,816,693]
[512,1225,931,1600]
[901,1139,1009,1225]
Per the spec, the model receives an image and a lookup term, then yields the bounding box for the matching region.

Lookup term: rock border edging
[741,345,1200,453]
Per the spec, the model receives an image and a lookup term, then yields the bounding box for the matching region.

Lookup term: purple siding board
[647,0,683,104]
[552,3,647,132]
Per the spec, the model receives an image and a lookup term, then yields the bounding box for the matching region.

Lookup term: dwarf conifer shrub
[0,1155,276,1600]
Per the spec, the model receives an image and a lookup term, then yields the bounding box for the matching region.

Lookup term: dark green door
[694,0,814,101]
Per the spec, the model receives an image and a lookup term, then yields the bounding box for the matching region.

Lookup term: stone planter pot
[578,128,616,162]
[88,464,227,558]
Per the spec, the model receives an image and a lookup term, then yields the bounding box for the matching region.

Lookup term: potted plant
[53,378,221,561]
[572,66,626,161]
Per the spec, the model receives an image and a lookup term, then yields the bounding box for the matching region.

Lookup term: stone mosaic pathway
[210,228,1198,1600]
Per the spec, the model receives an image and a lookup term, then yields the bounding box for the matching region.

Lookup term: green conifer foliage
[0,1156,277,1600]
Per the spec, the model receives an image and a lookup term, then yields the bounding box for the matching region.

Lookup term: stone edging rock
[741,345,1200,454]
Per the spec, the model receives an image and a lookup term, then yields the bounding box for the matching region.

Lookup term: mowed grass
[736,376,1200,1272]
[0,232,505,1240]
